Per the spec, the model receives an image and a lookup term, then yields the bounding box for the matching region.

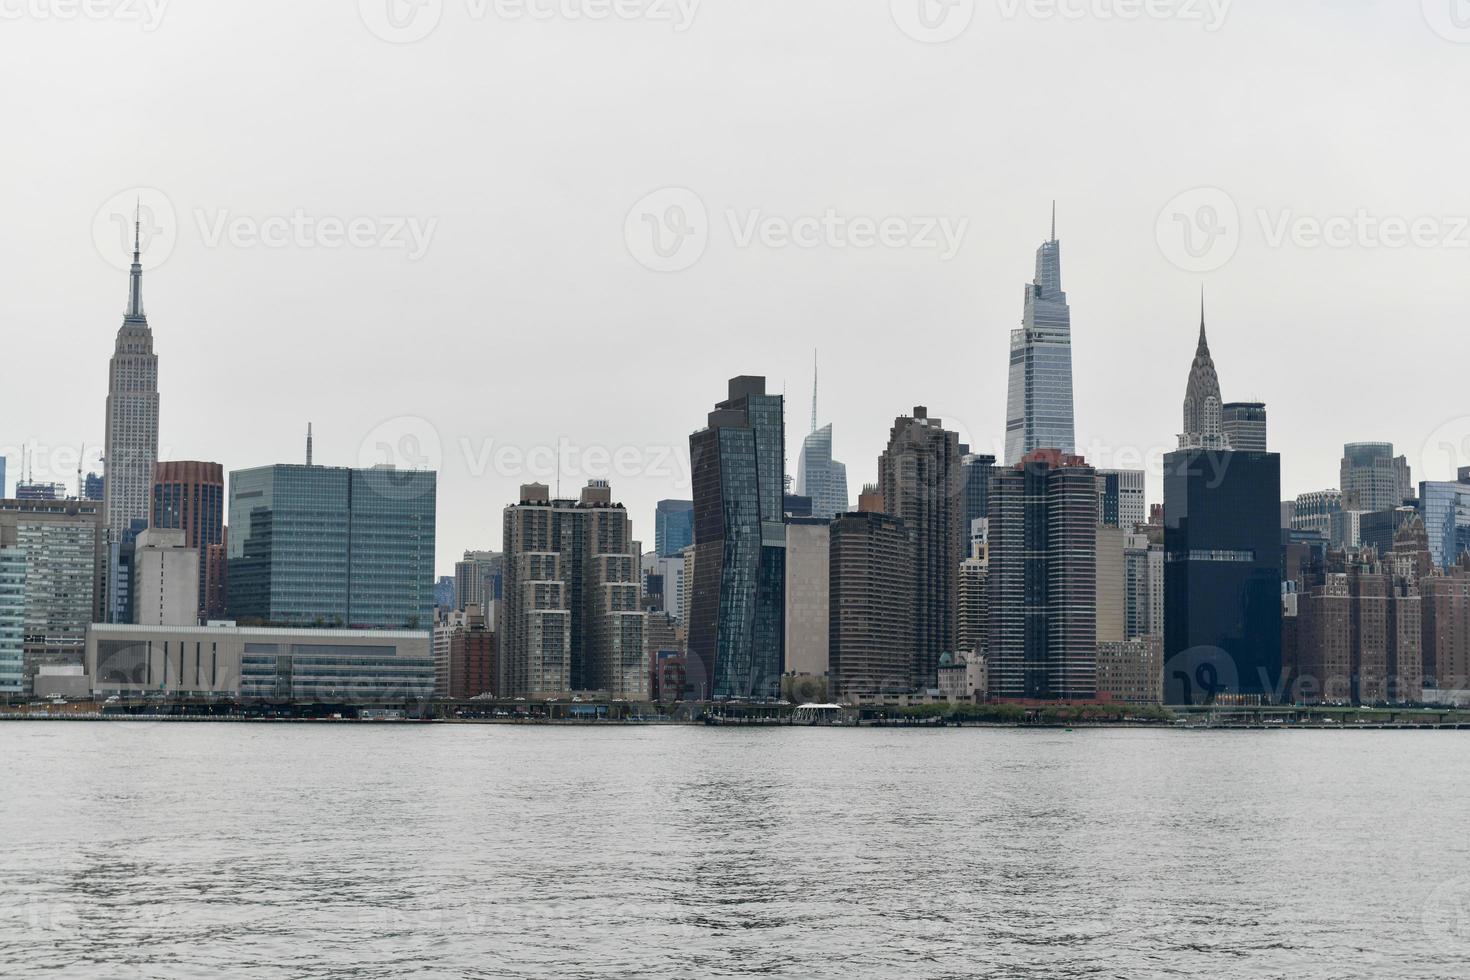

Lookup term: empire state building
[103,212,160,545]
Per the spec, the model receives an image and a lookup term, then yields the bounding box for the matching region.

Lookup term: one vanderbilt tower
[1003,206,1076,464]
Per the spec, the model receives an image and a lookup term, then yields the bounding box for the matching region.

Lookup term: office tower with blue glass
[654,499,694,558]
[1097,469,1146,530]
[1004,207,1075,464]
[227,463,437,630]
[1419,469,1470,570]
[1163,309,1282,704]
[688,376,786,700]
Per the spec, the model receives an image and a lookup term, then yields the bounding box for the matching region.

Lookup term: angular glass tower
[1004,208,1075,465]
[688,377,786,700]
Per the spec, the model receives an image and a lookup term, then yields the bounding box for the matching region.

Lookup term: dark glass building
[654,499,694,558]
[961,453,996,530]
[687,377,785,700]
[227,464,437,630]
[1163,449,1283,703]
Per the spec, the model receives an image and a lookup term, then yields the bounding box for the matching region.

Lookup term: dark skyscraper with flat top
[688,377,786,700]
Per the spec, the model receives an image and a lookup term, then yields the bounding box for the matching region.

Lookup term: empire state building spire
[125,200,146,322]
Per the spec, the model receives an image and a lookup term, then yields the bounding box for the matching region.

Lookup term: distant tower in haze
[1004,204,1075,464]
[795,351,849,520]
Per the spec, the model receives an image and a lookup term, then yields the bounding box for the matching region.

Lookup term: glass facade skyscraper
[1419,474,1470,570]
[688,377,786,700]
[654,499,694,558]
[227,464,437,630]
[796,424,849,520]
[1004,212,1075,464]
[1163,448,1283,704]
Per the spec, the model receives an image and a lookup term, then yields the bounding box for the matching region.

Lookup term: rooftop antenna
[1050,200,1056,242]
[306,422,313,466]
[810,348,819,436]
[77,444,84,499]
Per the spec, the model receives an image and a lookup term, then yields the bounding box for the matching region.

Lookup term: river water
[1,723,1467,978]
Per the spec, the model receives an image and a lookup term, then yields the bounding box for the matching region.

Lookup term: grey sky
[3,1,1468,573]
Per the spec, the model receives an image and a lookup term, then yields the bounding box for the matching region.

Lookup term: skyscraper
[152,461,225,622]
[1096,469,1146,530]
[828,508,913,699]
[1004,207,1075,464]
[1222,401,1268,452]
[1419,470,1470,570]
[227,464,437,630]
[688,376,786,701]
[0,547,24,696]
[987,450,1098,700]
[501,482,646,699]
[879,407,963,690]
[0,498,103,695]
[1341,443,1412,512]
[1164,309,1282,704]
[654,500,694,558]
[795,354,849,520]
[104,211,161,545]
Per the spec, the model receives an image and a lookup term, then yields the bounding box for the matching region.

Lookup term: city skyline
[6,13,1470,574]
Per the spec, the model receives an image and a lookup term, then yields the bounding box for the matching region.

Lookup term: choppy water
[1,723,1468,978]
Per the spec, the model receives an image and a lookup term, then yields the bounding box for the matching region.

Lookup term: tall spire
[1198,285,1209,352]
[306,423,314,466]
[1050,200,1056,243]
[125,198,146,321]
[809,349,819,435]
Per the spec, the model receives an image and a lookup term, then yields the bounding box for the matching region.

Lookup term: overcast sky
[3,1,1468,573]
